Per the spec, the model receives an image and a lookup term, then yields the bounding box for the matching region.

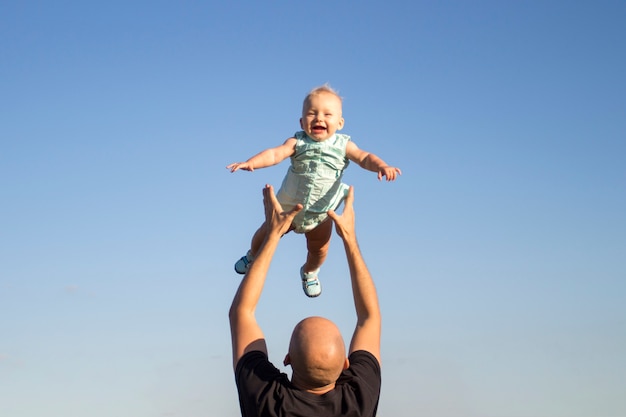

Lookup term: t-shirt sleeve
[339,350,382,401]
[235,351,283,415]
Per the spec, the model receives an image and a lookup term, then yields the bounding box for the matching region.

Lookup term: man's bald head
[285,317,347,389]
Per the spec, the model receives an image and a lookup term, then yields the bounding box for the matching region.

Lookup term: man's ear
[283,353,291,367]
[343,357,349,370]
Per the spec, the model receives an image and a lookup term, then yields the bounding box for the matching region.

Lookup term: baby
[227,84,401,297]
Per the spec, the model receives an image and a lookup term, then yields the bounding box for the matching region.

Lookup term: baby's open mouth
[312,126,326,133]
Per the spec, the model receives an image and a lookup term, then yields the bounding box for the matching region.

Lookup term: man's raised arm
[327,187,381,364]
[229,185,302,370]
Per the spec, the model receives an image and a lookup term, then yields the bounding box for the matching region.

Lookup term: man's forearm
[342,237,380,322]
[229,184,301,368]
[230,233,281,315]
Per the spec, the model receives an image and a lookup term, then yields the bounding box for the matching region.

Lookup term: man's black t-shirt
[235,350,381,417]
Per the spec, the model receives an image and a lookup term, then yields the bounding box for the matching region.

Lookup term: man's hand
[263,184,302,237]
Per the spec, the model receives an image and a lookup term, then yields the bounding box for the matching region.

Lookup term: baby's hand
[227,162,253,172]
[377,166,402,181]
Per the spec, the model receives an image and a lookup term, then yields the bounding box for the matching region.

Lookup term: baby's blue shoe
[300,266,321,298]
[234,251,253,274]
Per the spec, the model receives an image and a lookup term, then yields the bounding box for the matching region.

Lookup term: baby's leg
[249,221,293,257]
[234,222,268,274]
[303,219,333,273]
[248,222,268,258]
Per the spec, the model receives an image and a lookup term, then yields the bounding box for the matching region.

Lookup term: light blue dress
[276,131,351,233]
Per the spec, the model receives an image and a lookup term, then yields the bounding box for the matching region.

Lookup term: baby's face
[300,92,344,141]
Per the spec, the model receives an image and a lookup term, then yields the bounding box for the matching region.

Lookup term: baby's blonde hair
[303,83,343,107]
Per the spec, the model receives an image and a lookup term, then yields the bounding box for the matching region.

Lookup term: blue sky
[1,1,625,416]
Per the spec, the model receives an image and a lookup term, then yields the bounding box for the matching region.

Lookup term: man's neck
[291,376,336,395]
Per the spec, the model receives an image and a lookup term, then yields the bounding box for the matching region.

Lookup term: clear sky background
[1,1,624,416]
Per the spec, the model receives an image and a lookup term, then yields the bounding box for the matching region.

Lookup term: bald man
[229,184,381,416]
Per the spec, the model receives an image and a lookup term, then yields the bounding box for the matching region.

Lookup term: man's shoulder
[350,350,379,362]
[334,350,382,414]
[235,351,297,416]
[347,350,381,373]
[235,350,270,375]
[336,350,381,388]
[235,350,290,394]
[235,350,289,385]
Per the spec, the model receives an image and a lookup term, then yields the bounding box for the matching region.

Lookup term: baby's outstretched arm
[227,161,253,172]
[227,138,297,173]
[377,165,402,181]
[346,141,402,181]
